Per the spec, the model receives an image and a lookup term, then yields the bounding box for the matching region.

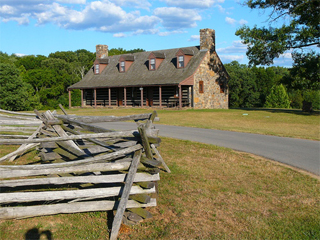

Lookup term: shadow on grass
[25,228,52,240]
[234,108,320,116]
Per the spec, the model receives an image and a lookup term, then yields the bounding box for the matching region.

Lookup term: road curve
[94,122,320,176]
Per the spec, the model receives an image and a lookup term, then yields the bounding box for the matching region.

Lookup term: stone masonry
[193,29,228,109]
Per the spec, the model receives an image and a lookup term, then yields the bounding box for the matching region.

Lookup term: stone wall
[193,51,228,109]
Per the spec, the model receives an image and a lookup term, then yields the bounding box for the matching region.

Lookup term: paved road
[94,122,320,176]
[1,114,318,176]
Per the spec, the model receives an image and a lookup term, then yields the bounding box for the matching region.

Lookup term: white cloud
[188,35,200,41]
[158,30,185,36]
[33,1,161,33]
[57,0,86,3]
[113,32,126,37]
[14,53,28,57]
[280,52,292,59]
[216,4,225,13]
[219,54,244,63]
[239,19,248,25]
[0,0,46,4]
[225,17,248,26]
[0,0,205,35]
[0,5,16,14]
[163,0,222,9]
[109,0,151,10]
[225,17,236,25]
[273,52,293,67]
[2,13,30,24]
[132,28,159,35]
[217,40,247,54]
[154,7,201,30]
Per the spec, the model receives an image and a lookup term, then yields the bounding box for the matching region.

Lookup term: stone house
[67,28,229,109]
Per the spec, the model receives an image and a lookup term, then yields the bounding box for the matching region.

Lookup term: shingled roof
[68,46,207,89]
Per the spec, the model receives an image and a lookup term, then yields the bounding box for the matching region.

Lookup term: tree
[286,51,320,91]
[225,61,260,108]
[264,84,291,108]
[109,48,145,56]
[15,55,47,70]
[0,63,40,111]
[236,0,320,66]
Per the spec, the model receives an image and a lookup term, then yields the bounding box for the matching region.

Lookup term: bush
[303,90,320,110]
[288,90,303,109]
[265,84,291,108]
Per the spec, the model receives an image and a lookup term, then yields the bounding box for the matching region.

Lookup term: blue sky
[0,0,295,66]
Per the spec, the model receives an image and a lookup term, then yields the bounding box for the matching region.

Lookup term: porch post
[94,88,97,108]
[140,87,143,107]
[68,89,71,108]
[159,86,162,108]
[124,87,127,107]
[179,85,182,109]
[108,88,111,107]
[81,89,84,107]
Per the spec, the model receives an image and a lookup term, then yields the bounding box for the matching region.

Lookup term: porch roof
[68,46,207,90]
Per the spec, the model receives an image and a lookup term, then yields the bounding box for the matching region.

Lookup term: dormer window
[94,58,109,75]
[176,48,194,69]
[148,52,165,71]
[150,58,156,70]
[120,61,125,72]
[119,55,134,72]
[95,64,100,74]
[178,55,184,68]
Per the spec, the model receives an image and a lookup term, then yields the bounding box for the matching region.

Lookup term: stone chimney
[200,28,215,53]
[96,44,108,59]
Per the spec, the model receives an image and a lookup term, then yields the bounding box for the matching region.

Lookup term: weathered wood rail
[0,107,170,239]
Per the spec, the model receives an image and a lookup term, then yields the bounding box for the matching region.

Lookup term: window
[178,55,184,68]
[150,58,155,70]
[199,81,204,93]
[120,61,125,72]
[95,64,99,74]
[220,83,225,93]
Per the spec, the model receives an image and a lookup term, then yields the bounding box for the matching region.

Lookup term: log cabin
[68,28,229,109]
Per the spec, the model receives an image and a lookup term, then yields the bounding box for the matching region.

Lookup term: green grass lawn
[0,138,319,239]
[0,107,319,239]
[61,107,320,140]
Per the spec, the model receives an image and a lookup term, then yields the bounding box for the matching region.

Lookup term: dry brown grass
[2,138,318,239]
[1,107,319,239]
[127,138,320,239]
[60,107,320,140]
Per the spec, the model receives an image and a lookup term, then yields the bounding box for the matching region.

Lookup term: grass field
[60,108,320,140]
[0,107,319,239]
[0,138,319,239]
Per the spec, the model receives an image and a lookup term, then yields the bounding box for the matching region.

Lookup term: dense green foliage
[0,63,39,111]
[0,48,144,110]
[236,0,319,100]
[236,0,319,66]
[264,84,291,108]
[225,61,319,109]
[0,46,318,110]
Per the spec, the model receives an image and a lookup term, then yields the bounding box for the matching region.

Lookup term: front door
[146,87,153,107]
[117,88,123,106]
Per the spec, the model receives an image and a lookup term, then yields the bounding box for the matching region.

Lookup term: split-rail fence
[0,106,170,240]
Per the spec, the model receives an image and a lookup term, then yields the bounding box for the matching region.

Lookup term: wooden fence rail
[0,108,170,239]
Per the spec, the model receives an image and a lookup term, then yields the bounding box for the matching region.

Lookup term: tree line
[0,48,318,111]
[232,0,319,110]
[0,48,143,111]
[225,60,319,110]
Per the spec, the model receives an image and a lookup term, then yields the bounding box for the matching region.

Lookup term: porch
[68,85,193,108]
